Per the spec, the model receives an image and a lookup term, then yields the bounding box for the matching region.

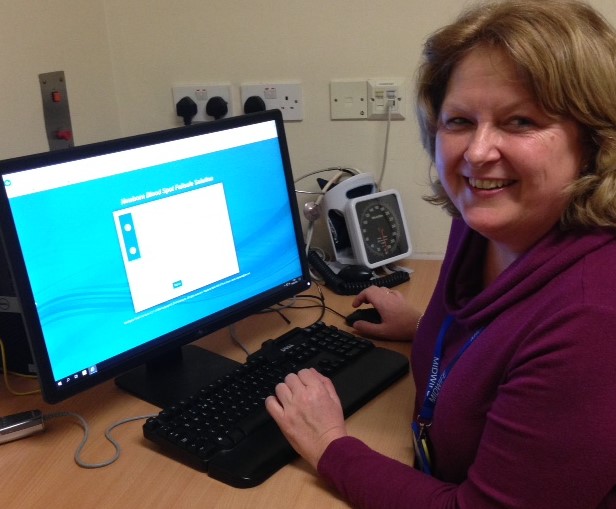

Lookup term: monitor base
[115,344,241,408]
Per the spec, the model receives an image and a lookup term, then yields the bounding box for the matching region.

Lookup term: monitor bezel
[0,109,311,404]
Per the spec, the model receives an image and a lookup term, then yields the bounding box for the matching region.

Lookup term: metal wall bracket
[39,71,74,151]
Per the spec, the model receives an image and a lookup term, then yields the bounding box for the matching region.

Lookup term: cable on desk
[0,337,40,396]
[274,281,328,325]
[259,304,292,325]
[262,289,328,326]
[228,323,251,356]
[298,282,327,324]
[229,297,301,356]
[226,282,332,358]
[42,411,157,469]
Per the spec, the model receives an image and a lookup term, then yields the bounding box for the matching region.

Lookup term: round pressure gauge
[359,201,402,258]
[347,190,411,268]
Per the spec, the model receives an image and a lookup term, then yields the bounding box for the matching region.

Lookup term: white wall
[3,0,616,257]
[0,0,120,157]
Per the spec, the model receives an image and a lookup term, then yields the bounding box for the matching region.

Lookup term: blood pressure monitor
[322,173,412,269]
[347,189,411,268]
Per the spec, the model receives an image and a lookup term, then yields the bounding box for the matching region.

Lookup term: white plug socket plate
[240,83,303,121]
[172,84,233,123]
[330,81,368,120]
[367,79,406,120]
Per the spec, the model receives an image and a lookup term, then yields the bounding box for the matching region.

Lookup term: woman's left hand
[265,368,347,470]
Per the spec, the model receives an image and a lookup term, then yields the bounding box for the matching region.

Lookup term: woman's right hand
[349,285,421,342]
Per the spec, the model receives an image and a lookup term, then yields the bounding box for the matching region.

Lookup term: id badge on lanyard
[412,315,484,475]
[412,420,433,475]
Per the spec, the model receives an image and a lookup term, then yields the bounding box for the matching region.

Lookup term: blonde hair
[416,0,616,228]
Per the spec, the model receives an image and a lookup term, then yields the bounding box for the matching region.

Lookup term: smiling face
[435,46,585,256]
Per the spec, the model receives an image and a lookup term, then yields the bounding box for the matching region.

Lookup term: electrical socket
[171,84,233,123]
[367,79,406,120]
[240,83,303,121]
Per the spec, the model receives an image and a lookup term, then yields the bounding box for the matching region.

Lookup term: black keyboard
[143,322,409,488]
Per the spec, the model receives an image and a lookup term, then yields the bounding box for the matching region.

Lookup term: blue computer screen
[3,119,303,383]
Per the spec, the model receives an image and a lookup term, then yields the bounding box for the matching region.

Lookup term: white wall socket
[171,84,233,123]
[367,79,406,120]
[240,83,303,121]
[330,81,368,120]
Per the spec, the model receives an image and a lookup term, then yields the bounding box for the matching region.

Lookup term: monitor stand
[115,344,241,408]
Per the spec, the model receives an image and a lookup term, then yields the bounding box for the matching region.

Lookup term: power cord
[42,411,157,469]
[1,337,156,467]
[377,98,394,189]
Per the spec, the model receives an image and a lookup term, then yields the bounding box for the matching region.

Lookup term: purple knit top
[318,219,616,508]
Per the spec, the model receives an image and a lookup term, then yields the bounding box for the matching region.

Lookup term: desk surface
[1,259,440,509]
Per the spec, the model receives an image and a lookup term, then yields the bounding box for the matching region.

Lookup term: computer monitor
[0,109,311,406]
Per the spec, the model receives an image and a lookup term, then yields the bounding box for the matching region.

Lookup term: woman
[265,1,616,507]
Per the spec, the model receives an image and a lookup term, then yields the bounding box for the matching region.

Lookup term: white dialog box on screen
[114,183,239,313]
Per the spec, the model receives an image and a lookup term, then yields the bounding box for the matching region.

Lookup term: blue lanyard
[412,315,485,475]
[417,315,485,424]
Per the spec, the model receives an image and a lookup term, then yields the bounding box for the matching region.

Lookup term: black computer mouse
[345,307,382,326]
[337,264,373,282]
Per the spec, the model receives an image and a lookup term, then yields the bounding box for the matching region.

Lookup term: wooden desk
[1,260,440,509]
